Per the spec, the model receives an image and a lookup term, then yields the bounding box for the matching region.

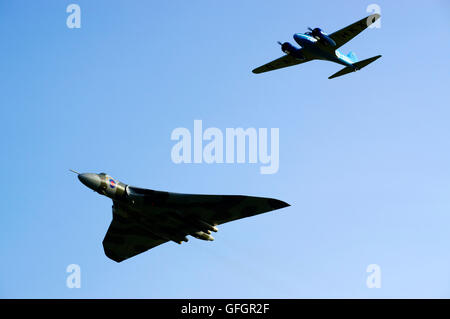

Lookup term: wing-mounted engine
[306,27,336,47]
[278,41,305,60]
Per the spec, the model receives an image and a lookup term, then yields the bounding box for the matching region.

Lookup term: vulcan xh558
[72,170,289,262]
[252,14,381,79]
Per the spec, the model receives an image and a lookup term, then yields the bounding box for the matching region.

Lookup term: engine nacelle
[310,28,336,47]
[281,42,305,60]
[281,42,296,54]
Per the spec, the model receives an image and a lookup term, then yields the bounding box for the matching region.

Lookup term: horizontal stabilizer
[328,55,381,79]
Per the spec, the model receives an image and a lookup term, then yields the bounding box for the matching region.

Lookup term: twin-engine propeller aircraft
[72,170,289,262]
[252,14,381,79]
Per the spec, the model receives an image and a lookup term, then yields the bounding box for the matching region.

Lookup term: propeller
[278,41,291,54]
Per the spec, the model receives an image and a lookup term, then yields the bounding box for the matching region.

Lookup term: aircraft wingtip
[270,199,290,209]
[367,13,381,26]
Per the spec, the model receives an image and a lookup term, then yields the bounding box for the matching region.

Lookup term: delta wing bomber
[72,170,289,262]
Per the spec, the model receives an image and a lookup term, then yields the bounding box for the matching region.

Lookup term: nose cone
[78,173,102,191]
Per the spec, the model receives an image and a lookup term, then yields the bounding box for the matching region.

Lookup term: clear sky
[1,0,449,298]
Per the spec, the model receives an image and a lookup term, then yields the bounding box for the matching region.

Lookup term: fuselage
[292,33,355,68]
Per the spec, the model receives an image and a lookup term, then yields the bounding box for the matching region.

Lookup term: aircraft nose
[78,173,102,191]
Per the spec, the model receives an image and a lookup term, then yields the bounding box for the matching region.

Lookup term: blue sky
[0,0,449,298]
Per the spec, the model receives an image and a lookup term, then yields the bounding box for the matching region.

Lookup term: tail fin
[328,55,381,79]
[347,51,358,63]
